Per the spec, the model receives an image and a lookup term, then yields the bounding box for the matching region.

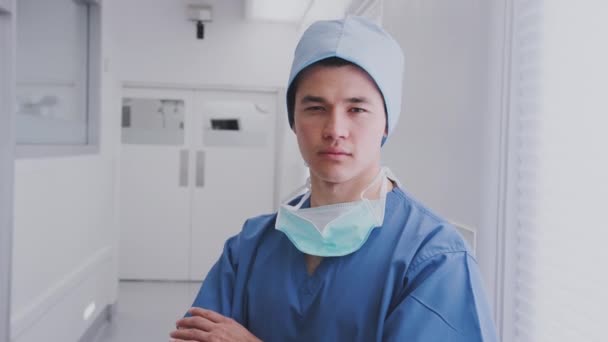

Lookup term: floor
[93,281,202,342]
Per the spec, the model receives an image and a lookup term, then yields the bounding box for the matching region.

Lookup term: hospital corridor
[1,0,607,341]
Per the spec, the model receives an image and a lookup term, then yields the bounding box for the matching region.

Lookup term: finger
[170,328,211,341]
[188,307,229,323]
[176,316,214,331]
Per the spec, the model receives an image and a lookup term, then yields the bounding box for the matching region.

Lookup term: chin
[309,163,355,184]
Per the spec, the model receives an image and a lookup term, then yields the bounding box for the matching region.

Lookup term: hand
[170,307,261,342]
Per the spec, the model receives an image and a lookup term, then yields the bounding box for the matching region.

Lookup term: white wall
[1,2,16,342]
[112,0,298,87]
[110,0,303,203]
[380,0,499,309]
[10,1,120,341]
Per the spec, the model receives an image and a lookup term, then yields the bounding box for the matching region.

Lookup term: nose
[322,109,349,140]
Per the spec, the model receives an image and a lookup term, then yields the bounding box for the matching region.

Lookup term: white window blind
[509,1,608,341]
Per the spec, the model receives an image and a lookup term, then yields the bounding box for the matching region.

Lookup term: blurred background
[0,0,606,341]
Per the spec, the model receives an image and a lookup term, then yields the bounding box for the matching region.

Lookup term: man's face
[293,64,387,184]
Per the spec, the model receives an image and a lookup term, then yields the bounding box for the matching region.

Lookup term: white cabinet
[119,86,278,281]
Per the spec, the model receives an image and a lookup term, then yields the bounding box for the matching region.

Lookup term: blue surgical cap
[287,16,404,144]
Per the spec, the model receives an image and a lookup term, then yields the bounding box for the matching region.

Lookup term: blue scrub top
[190,187,499,341]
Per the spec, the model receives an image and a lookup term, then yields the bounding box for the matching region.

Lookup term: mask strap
[383,167,402,189]
[360,168,387,200]
[379,171,389,198]
[281,178,311,209]
[293,191,311,209]
[360,168,390,224]
[284,168,395,211]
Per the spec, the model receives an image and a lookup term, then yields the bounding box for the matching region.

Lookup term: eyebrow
[345,97,371,104]
[300,95,326,105]
[299,95,371,105]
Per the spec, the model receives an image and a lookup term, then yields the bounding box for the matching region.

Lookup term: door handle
[179,149,189,187]
[196,150,205,188]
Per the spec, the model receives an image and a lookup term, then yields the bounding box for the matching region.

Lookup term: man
[170,16,498,341]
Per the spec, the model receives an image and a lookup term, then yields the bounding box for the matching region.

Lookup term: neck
[309,165,384,207]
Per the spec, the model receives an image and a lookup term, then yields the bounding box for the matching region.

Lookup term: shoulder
[239,212,277,238]
[385,187,473,270]
[235,193,307,242]
[385,190,496,337]
[223,212,278,253]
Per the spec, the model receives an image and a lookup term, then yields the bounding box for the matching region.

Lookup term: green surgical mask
[275,167,396,257]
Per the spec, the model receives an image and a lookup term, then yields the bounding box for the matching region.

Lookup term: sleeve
[383,252,499,342]
[187,233,240,318]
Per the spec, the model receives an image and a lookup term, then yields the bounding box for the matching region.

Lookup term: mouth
[318,148,352,158]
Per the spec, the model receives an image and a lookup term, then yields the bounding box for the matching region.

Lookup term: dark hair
[286,57,387,129]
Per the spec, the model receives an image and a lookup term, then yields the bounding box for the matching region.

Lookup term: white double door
[119,86,278,281]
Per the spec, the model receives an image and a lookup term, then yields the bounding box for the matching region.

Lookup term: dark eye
[305,106,325,112]
[350,107,367,113]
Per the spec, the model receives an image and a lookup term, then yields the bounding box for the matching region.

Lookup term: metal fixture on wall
[187,4,212,39]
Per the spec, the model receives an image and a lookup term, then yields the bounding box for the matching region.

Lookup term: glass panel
[202,101,268,147]
[15,0,89,145]
[211,119,240,131]
[121,98,185,145]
